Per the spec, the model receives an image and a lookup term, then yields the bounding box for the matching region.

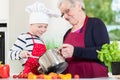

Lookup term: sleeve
[8,34,26,60]
[73,18,110,60]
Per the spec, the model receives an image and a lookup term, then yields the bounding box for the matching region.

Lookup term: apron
[22,32,46,75]
[63,16,108,78]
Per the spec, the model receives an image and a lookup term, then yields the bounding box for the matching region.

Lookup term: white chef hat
[25,1,60,24]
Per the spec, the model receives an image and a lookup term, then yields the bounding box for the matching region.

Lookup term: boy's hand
[20,50,31,58]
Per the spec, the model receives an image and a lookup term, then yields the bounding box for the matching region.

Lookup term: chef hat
[25,1,60,24]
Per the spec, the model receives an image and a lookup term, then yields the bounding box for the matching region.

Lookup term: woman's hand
[19,50,31,58]
[61,44,74,58]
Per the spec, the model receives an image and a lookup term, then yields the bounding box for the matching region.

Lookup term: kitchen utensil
[38,47,68,74]
[28,55,39,59]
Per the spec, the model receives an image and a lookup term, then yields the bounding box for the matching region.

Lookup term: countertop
[1,74,120,80]
[0,77,119,80]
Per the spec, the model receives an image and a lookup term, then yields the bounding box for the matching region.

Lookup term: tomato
[37,74,44,79]
[74,74,80,79]
[13,73,28,79]
[23,73,28,78]
[0,64,10,78]
[18,74,23,78]
[13,75,18,78]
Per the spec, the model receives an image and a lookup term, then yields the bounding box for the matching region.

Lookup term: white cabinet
[0,0,8,23]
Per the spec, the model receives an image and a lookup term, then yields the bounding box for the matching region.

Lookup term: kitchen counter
[0,76,119,80]
[1,73,120,80]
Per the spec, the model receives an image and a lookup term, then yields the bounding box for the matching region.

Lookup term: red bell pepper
[0,64,3,78]
[0,64,10,78]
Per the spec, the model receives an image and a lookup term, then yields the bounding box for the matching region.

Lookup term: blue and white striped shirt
[8,33,45,64]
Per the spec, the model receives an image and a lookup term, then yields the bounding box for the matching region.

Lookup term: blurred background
[84,0,120,41]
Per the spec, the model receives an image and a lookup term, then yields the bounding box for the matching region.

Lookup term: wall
[0,0,8,22]
[0,0,9,64]
[8,0,70,75]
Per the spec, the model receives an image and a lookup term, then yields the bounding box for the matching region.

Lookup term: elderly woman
[58,0,110,78]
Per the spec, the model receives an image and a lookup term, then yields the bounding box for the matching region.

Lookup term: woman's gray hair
[58,0,85,11]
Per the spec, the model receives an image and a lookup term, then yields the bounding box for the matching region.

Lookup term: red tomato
[74,74,80,79]
[37,74,44,79]
[0,64,10,78]
[23,73,28,78]
[13,75,18,78]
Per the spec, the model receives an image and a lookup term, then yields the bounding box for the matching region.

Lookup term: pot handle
[38,66,44,74]
[54,47,65,58]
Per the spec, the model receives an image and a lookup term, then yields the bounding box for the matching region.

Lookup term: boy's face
[30,23,48,37]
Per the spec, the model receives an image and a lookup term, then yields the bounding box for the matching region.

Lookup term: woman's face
[59,1,81,25]
[30,23,48,37]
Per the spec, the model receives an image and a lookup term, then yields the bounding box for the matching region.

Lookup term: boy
[8,1,59,75]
